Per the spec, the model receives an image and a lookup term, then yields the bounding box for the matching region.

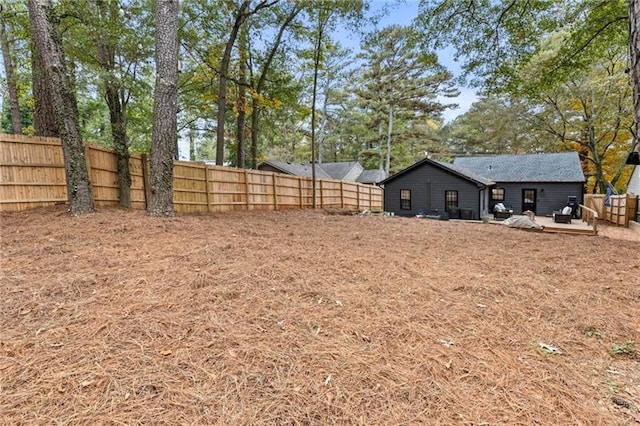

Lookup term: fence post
[272,172,278,211]
[340,181,344,208]
[369,185,372,210]
[204,164,211,213]
[319,180,323,209]
[625,194,638,227]
[141,154,151,209]
[299,176,303,208]
[244,169,250,211]
[83,144,93,184]
[356,184,360,211]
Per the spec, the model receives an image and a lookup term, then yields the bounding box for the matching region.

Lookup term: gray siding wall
[383,164,481,218]
[257,164,282,174]
[493,182,584,215]
[629,166,640,195]
[343,164,365,182]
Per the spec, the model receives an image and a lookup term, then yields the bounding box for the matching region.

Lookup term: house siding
[343,164,365,182]
[383,163,482,219]
[494,182,584,215]
[629,166,640,195]
[258,164,282,174]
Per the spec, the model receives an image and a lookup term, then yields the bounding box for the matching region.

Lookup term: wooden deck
[490,215,597,236]
[536,215,597,235]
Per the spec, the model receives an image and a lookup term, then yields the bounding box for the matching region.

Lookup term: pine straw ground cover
[1,207,639,425]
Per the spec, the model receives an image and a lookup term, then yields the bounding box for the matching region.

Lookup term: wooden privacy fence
[583,193,639,227]
[0,133,383,213]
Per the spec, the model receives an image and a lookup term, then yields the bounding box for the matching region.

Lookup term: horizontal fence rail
[0,134,383,214]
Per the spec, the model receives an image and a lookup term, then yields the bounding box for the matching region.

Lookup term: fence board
[0,134,383,213]
[173,161,209,213]
[583,193,638,228]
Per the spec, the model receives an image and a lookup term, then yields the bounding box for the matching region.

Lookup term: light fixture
[625,151,640,165]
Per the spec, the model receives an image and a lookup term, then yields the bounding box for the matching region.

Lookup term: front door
[522,188,536,213]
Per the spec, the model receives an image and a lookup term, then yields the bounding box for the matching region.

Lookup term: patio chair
[493,203,512,221]
[553,205,573,224]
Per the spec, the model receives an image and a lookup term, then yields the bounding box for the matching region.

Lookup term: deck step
[542,226,596,236]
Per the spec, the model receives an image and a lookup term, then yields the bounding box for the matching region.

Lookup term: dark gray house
[454,152,585,216]
[379,158,494,219]
[380,152,586,218]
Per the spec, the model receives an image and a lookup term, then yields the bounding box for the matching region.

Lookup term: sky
[334,0,478,123]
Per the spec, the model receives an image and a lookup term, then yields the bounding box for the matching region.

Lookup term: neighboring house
[454,152,585,216]
[257,160,387,184]
[257,160,332,179]
[628,165,640,195]
[629,165,640,224]
[378,158,494,220]
[379,152,585,218]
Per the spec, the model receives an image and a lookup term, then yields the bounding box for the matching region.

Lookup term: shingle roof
[356,169,387,184]
[259,160,385,183]
[259,160,332,179]
[435,161,495,186]
[379,158,491,188]
[319,162,361,180]
[453,152,585,183]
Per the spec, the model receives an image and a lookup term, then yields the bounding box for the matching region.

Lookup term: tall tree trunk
[236,25,248,168]
[385,104,393,176]
[30,30,58,136]
[588,125,607,194]
[317,81,329,164]
[28,0,94,215]
[189,124,196,160]
[377,120,383,171]
[249,4,301,168]
[105,82,132,207]
[216,0,250,166]
[311,12,327,209]
[148,0,179,217]
[630,0,640,154]
[95,0,131,208]
[251,98,259,168]
[0,20,22,134]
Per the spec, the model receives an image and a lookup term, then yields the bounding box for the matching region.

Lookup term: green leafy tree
[630,0,640,157]
[52,0,156,205]
[300,0,367,205]
[0,4,23,134]
[247,1,302,168]
[0,3,32,134]
[441,96,553,156]
[525,51,633,193]
[82,0,136,207]
[416,0,626,93]
[417,0,636,189]
[214,0,280,166]
[356,25,457,174]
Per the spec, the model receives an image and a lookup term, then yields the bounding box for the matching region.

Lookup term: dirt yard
[1,206,639,425]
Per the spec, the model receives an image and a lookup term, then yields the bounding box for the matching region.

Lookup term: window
[400,189,411,210]
[492,187,505,201]
[445,190,458,211]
